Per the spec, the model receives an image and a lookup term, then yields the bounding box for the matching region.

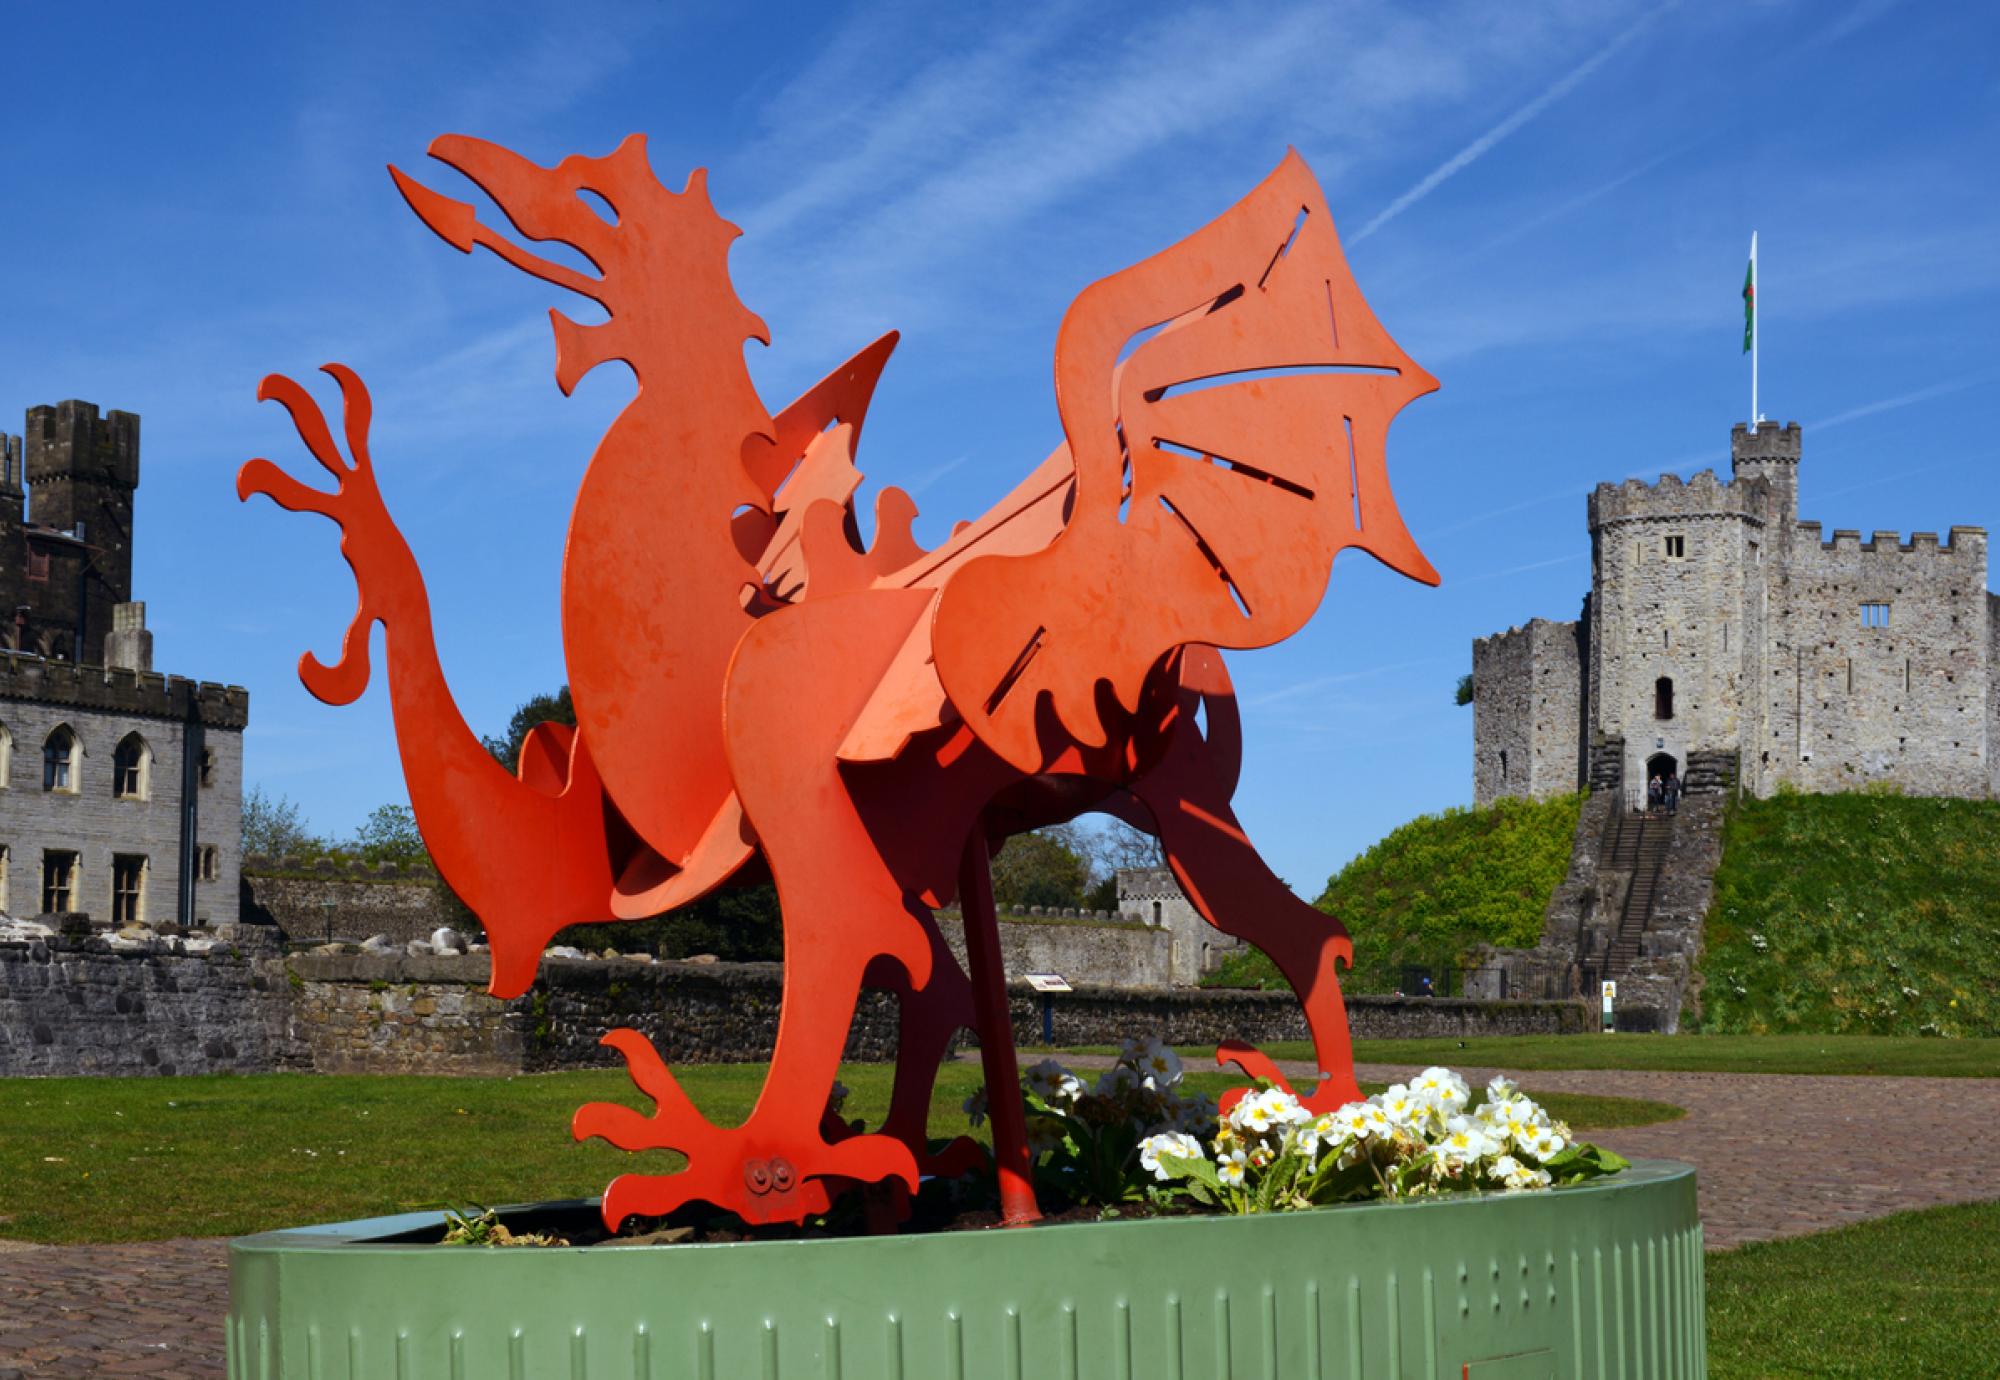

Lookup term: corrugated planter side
[229,1157,1703,1379]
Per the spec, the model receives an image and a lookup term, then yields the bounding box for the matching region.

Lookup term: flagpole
[1750,232,1759,433]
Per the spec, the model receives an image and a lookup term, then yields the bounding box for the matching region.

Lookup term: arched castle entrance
[1645,752,1678,790]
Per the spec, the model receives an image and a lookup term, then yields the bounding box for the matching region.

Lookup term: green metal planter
[228,1158,1703,1379]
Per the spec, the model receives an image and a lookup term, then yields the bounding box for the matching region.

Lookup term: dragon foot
[1215,1039,1362,1116]
[574,1029,920,1229]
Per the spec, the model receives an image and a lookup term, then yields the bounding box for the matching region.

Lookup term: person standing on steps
[1647,774,1663,815]
[1664,769,1681,816]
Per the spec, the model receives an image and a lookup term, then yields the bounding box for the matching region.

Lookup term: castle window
[0,724,10,787]
[42,726,78,792]
[1861,602,1891,628]
[1654,677,1675,721]
[113,733,150,801]
[41,849,76,914]
[111,854,146,928]
[199,748,215,788]
[0,845,9,911]
[1664,535,1685,559]
[1500,749,1509,781]
[1152,901,1163,925]
[199,845,219,882]
[26,549,48,583]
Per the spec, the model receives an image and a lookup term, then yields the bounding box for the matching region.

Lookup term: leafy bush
[1205,793,1582,993]
[1696,793,2000,1036]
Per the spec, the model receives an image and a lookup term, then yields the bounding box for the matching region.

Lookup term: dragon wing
[931,150,1438,774]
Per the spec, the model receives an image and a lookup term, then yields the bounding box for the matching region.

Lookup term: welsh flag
[1742,242,1756,353]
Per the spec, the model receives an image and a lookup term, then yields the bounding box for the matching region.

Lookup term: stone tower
[21,400,140,663]
[1473,419,1997,806]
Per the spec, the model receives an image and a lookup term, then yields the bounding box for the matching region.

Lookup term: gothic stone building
[0,401,247,928]
[1474,421,1995,807]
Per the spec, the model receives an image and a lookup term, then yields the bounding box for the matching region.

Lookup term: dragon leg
[1128,654,1360,1115]
[868,928,986,1181]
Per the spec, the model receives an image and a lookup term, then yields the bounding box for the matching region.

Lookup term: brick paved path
[2,1064,1995,1376]
[0,1237,227,1379]
[1350,1061,2000,1249]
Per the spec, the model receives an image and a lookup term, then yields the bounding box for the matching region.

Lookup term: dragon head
[389,133,769,395]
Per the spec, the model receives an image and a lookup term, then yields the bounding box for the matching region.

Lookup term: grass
[1698,791,2000,1037]
[1204,791,1582,994]
[0,1063,1677,1244]
[1706,1200,2000,1378]
[1187,1034,2000,1078]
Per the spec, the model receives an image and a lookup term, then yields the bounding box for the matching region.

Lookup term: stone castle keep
[1474,421,1996,807]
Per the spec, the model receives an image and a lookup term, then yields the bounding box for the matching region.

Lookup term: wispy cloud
[1246,656,1453,708]
[1350,7,1671,244]
[1453,552,1585,585]
[1808,369,2000,432]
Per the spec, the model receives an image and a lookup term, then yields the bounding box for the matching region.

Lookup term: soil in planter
[425,1170,1197,1249]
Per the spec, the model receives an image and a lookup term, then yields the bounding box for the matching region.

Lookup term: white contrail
[1351,7,1671,244]
[1808,370,1999,431]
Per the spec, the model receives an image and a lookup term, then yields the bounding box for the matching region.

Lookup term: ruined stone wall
[937,908,1174,989]
[240,859,454,947]
[1472,618,1585,805]
[1762,526,1990,796]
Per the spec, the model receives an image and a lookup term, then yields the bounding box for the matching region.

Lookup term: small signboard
[1601,980,1617,1033]
[1024,973,1072,993]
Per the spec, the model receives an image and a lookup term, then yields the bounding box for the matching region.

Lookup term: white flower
[1334,1101,1376,1141]
[1093,1065,1139,1099]
[1216,1148,1248,1187]
[1379,1084,1429,1131]
[1521,1126,1567,1162]
[1027,1058,1085,1106]
[1413,1067,1471,1115]
[962,1086,988,1129]
[1486,1075,1519,1104]
[1438,1120,1496,1165]
[1136,1038,1184,1090]
[1138,1131,1205,1181]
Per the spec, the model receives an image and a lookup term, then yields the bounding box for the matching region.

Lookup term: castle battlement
[1473,616,1574,652]
[1795,522,1986,555]
[0,654,248,729]
[1587,466,1772,529]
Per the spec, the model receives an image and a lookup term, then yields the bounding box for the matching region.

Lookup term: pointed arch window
[113,732,151,800]
[43,726,78,792]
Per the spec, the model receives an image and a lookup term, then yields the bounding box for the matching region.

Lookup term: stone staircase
[1602,813,1673,977]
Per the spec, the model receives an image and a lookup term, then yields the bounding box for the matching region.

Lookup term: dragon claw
[238,365,413,710]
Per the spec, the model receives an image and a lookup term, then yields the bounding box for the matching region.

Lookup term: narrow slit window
[1654,677,1675,721]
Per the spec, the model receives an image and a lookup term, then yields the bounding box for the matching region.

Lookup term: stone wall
[241,858,454,947]
[936,908,1172,989]
[1,937,1593,1077]
[1112,867,1244,984]
[0,926,297,1076]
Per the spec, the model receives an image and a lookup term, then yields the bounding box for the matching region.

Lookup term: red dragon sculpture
[238,133,1438,1230]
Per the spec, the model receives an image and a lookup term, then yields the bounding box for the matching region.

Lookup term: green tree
[241,786,322,858]
[482,686,575,771]
[352,803,427,868]
[1455,673,1475,706]
[990,829,1088,910]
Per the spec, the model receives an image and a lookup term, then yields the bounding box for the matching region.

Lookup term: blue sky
[1,0,1994,896]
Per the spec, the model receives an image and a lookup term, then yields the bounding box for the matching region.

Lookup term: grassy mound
[1696,791,2000,1037]
[1204,792,1583,994]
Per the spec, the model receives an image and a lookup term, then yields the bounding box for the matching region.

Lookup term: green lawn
[1706,1200,2000,1378]
[0,1063,1676,1243]
[1108,1033,2000,1078]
